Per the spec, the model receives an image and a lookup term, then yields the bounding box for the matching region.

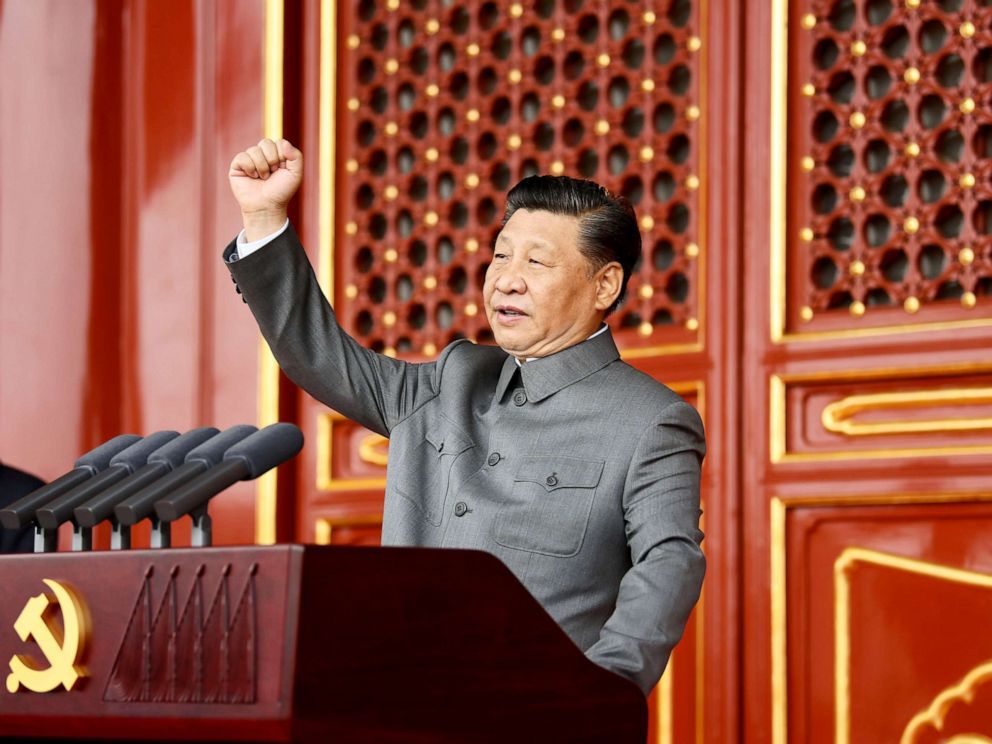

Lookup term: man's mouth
[495,305,528,319]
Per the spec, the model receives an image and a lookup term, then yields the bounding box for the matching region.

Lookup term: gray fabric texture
[225,225,706,695]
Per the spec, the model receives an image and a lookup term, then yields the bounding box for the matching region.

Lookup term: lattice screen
[336,0,702,357]
[791,0,992,327]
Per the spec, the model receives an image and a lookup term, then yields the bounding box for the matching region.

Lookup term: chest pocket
[391,422,474,526]
[494,456,605,558]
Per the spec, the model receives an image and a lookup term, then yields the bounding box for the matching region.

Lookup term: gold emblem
[6,579,89,693]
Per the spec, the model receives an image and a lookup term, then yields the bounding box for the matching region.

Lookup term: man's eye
[529,258,545,266]
[493,252,508,260]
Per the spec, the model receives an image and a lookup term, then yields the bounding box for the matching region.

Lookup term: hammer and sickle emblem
[6,579,89,693]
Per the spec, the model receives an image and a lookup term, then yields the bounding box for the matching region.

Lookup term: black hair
[501,175,641,314]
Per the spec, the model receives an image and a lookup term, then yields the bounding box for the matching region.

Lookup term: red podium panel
[0,545,644,742]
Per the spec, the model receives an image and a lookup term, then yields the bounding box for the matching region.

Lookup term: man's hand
[228,138,303,241]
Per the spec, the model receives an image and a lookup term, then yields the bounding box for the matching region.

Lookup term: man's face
[483,209,614,359]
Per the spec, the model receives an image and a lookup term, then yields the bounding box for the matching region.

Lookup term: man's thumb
[280,139,303,173]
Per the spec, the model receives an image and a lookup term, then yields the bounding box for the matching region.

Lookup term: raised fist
[228,138,303,241]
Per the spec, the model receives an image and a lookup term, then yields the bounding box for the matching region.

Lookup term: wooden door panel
[780,499,992,743]
[843,551,992,744]
[774,365,992,461]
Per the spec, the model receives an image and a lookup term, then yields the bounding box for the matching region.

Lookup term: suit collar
[494,356,520,402]
[493,327,620,403]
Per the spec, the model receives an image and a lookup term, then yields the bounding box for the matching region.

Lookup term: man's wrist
[242,210,289,242]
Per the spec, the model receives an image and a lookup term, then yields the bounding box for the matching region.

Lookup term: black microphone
[114,425,258,527]
[0,434,141,530]
[154,423,304,523]
[73,427,220,529]
[34,431,181,531]
[72,426,219,550]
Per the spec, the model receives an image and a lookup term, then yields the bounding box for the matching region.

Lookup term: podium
[0,545,646,742]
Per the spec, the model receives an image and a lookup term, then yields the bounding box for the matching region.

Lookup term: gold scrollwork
[900,660,992,744]
[822,388,992,437]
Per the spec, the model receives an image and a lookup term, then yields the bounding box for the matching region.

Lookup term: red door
[267,0,992,741]
[281,1,741,741]
[742,0,992,741]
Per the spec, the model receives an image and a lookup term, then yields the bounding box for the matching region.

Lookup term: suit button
[487,452,501,466]
[545,475,558,487]
[512,390,527,406]
[454,502,468,517]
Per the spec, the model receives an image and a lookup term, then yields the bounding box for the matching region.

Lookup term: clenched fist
[228,138,303,241]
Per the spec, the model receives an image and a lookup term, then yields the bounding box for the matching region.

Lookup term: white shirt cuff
[234,220,290,259]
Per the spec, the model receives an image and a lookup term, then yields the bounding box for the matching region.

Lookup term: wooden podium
[0,545,645,742]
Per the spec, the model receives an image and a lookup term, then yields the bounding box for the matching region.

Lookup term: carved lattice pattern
[791,0,992,328]
[336,0,702,357]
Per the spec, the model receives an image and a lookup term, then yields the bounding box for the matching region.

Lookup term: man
[226,138,705,695]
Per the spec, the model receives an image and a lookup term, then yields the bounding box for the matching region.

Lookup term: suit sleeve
[225,224,442,437]
[584,400,706,695]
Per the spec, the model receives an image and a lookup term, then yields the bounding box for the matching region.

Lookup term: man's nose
[493,259,527,294]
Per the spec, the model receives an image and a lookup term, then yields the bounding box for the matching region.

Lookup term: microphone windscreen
[185,425,257,467]
[74,434,143,474]
[109,431,180,473]
[147,427,220,469]
[223,423,304,479]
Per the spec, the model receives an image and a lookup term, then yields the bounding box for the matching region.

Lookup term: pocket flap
[513,456,605,491]
[424,423,474,456]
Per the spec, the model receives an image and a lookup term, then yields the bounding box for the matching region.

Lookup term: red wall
[0,0,267,545]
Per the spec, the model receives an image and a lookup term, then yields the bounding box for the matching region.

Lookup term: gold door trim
[314,514,382,545]
[318,0,336,300]
[255,0,285,545]
[656,658,675,744]
[768,0,787,350]
[621,341,704,359]
[822,388,992,437]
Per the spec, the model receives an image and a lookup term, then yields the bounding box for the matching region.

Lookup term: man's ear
[594,262,624,312]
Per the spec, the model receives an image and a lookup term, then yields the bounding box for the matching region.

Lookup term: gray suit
[226,225,705,695]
